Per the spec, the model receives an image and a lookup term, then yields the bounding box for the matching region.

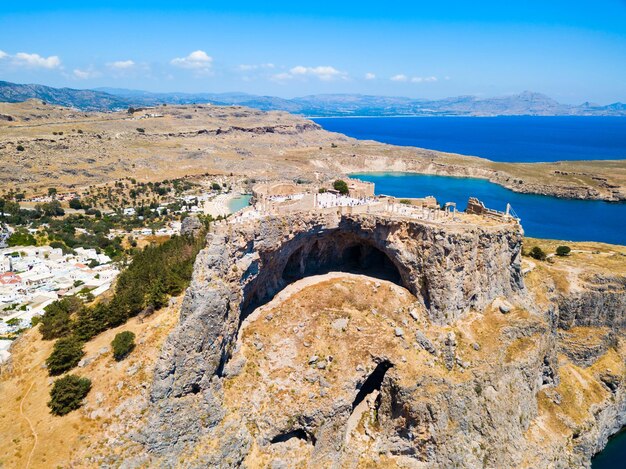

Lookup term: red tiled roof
[0,272,22,285]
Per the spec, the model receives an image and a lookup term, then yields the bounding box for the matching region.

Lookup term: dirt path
[20,380,38,469]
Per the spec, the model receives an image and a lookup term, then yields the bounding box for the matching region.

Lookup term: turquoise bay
[350,172,626,245]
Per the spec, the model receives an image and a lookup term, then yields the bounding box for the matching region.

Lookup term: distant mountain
[0,81,130,111]
[1,80,625,116]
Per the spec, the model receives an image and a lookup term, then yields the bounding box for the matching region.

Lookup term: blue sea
[592,429,626,468]
[314,116,626,162]
[311,115,625,244]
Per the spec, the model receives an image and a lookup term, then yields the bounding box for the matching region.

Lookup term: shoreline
[203,192,239,218]
[310,114,626,119]
[347,170,626,204]
[203,192,249,218]
[330,148,626,202]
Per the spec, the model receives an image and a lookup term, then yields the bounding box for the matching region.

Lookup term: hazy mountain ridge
[0,81,129,111]
[1,80,624,116]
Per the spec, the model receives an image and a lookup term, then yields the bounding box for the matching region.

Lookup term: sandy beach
[203,192,242,217]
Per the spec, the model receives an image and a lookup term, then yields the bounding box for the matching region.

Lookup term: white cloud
[391,74,408,82]
[237,63,275,71]
[13,52,61,69]
[411,76,438,83]
[73,68,100,80]
[108,60,135,70]
[273,65,348,82]
[364,72,376,80]
[170,50,213,70]
[391,74,438,83]
[0,50,7,60]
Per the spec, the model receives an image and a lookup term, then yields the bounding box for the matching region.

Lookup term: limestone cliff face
[558,274,626,331]
[146,211,524,457]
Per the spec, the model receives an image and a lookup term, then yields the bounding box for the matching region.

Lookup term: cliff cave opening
[270,428,317,446]
[351,360,393,411]
[282,240,402,285]
[241,234,405,319]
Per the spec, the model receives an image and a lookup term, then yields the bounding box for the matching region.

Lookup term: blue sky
[1,1,625,103]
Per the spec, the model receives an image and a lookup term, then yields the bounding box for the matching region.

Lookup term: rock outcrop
[145,210,524,459]
[136,213,626,468]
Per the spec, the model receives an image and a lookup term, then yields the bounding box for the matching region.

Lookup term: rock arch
[241,229,408,318]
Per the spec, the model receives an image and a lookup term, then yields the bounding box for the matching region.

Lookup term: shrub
[529,246,547,261]
[399,199,412,205]
[211,182,221,191]
[7,230,36,247]
[318,188,327,194]
[16,144,25,151]
[111,331,136,361]
[136,128,145,133]
[69,198,83,210]
[46,336,85,375]
[556,245,571,257]
[333,179,349,195]
[85,208,102,218]
[6,317,21,327]
[48,374,91,416]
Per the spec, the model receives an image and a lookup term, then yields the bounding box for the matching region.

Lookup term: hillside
[0,100,625,201]
[0,81,130,111]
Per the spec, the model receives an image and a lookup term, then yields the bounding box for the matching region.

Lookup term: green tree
[148,276,167,309]
[211,182,222,191]
[37,200,65,217]
[48,375,91,416]
[7,230,36,247]
[111,331,136,361]
[46,336,85,376]
[556,245,571,257]
[529,246,547,261]
[333,179,349,195]
[0,199,20,216]
[48,187,57,198]
[69,198,83,210]
[39,297,81,340]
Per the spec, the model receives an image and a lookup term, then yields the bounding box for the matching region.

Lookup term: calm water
[350,173,626,245]
[228,194,252,213]
[315,116,626,162]
[592,428,626,468]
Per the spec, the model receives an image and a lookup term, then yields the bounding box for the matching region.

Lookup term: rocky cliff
[132,219,626,468]
[143,210,526,461]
